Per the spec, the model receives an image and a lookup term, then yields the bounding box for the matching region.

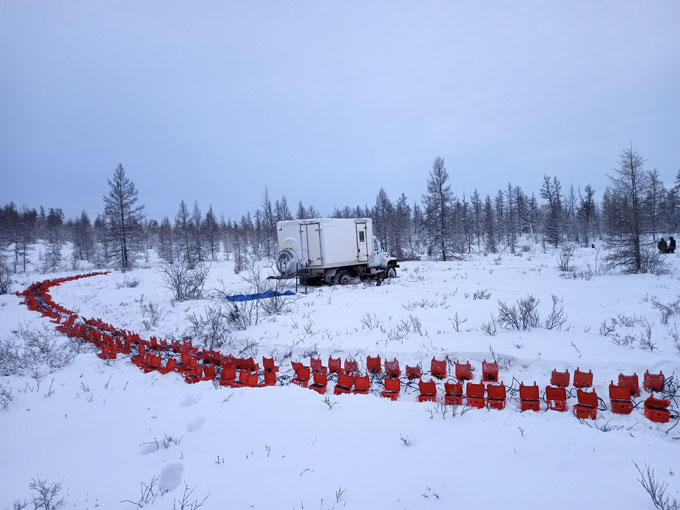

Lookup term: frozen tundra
[275,218,399,285]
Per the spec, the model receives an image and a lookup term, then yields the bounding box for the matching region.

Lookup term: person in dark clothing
[658,238,668,253]
[669,237,676,254]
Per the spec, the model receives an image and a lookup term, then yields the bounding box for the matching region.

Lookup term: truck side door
[355,222,369,263]
[300,222,322,267]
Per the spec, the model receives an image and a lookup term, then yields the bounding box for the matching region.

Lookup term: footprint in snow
[159,463,184,493]
[180,394,201,407]
[186,417,205,432]
[140,442,160,455]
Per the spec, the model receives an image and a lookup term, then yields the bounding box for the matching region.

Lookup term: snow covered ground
[1,243,679,509]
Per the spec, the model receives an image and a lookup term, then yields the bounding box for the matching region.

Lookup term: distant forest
[0,146,677,275]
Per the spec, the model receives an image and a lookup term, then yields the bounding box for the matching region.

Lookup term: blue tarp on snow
[225,290,295,302]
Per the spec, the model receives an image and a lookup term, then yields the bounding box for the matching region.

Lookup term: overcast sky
[1,1,679,221]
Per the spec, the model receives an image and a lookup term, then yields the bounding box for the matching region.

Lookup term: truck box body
[277,218,372,270]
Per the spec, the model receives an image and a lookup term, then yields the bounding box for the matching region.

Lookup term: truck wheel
[334,270,351,285]
[387,267,397,278]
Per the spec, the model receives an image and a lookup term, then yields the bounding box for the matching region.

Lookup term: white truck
[275,218,398,285]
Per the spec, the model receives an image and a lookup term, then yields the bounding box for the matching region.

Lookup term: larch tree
[260,187,275,258]
[203,205,219,261]
[157,216,174,264]
[646,169,662,241]
[540,175,563,247]
[505,183,516,254]
[423,156,455,260]
[578,184,597,247]
[392,193,411,259]
[176,200,193,268]
[191,201,204,264]
[471,190,483,251]
[603,145,652,273]
[374,187,393,251]
[296,201,307,220]
[103,164,144,271]
[483,195,496,253]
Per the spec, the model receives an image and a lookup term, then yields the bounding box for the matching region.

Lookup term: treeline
[0,147,677,274]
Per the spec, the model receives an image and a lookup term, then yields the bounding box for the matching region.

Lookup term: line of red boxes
[17,274,676,426]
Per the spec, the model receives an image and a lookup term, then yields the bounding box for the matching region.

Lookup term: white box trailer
[275,218,398,285]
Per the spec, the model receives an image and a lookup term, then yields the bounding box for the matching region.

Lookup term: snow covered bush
[599,314,656,348]
[185,303,232,350]
[116,275,140,288]
[651,297,680,325]
[480,316,498,336]
[161,262,209,301]
[472,289,492,300]
[497,295,540,330]
[544,295,568,330]
[634,462,679,510]
[360,312,382,330]
[28,476,65,510]
[668,323,680,354]
[0,382,13,410]
[0,262,11,294]
[557,245,574,272]
[173,483,209,510]
[0,324,78,379]
[138,295,167,330]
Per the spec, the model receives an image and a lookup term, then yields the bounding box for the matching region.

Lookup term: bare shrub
[408,314,426,336]
[600,313,655,348]
[638,318,656,351]
[323,396,338,410]
[425,401,451,420]
[599,319,617,337]
[557,245,575,272]
[162,262,209,301]
[497,295,540,330]
[559,266,594,281]
[668,323,680,354]
[227,265,293,324]
[488,345,512,370]
[360,313,383,330]
[0,382,13,410]
[544,295,567,330]
[450,312,468,332]
[480,316,498,336]
[403,297,450,310]
[29,477,65,510]
[0,262,12,294]
[226,300,258,331]
[173,483,209,510]
[473,289,492,300]
[610,334,637,347]
[1,324,77,379]
[185,304,232,350]
[634,461,679,510]
[259,278,293,317]
[138,295,167,330]
[616,313,645,328]
[116,275,140,289]
[651,297,680,325]
[384,321,411,342]
[121,475,159,507]
[161,434,182,449]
